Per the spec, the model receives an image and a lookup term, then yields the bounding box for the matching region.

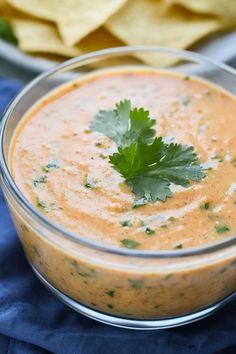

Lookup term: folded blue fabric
[1,77,236,354]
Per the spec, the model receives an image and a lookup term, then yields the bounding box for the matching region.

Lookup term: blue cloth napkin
[1,77,236,354]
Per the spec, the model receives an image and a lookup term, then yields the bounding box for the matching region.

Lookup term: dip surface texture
[8,69,236,319]
[11,69,236,250]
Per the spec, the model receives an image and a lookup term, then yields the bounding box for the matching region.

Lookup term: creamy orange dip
[11,69,236,250]
[9,69,236,319]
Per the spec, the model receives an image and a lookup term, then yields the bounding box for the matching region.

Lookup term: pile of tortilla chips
[0,0,236,66]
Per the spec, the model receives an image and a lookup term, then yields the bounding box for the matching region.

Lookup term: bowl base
[31,264,236,330]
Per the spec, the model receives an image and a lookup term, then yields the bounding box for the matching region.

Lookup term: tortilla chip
[11,19,81,56]
[0,0,7,7]
[11,18,123,58]
[105,0,221,66]
[165,0,236,28]
[0,0,26,19]
[6,0,127,46]
[0,0,13,14]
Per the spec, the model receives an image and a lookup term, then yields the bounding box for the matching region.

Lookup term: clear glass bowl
[1,46,236,330]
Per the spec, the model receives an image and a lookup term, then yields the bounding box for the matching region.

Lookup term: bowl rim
[1,45,236,259]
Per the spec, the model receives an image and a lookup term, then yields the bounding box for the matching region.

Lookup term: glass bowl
[1,46,236,330]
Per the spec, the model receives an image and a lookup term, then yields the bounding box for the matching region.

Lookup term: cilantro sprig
[91,99,205,203]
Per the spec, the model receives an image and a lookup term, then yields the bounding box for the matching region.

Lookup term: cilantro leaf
[121,239,140,249]
[91,99,205,203]
[110,138,205,202]
[90,99,155,147]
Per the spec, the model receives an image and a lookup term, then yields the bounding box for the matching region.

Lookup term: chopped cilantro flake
[84,174,97,189]
[42,159,60,172]
[212,154,224,163]
[99,153,108,159]
[145,227,155,235]
[175,244,183,249]
[95,142,102,147]
[33,175,47,187]
[128,279,143,288]
[120,220,130,227]
[105,290,115,297]
[200,201,210,210]
[132,197,147,208]
[121,239,140,249]
[36,198,47,210]
[215,225,230,234]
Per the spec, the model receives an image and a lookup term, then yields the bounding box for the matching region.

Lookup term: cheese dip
[9,69,236,319]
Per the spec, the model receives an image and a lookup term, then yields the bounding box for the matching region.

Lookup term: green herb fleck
[49,202,63,211]
[184,76,190,81]
[84,174,98,189]
[95,142,102,147]
[42,159,60,173]
[36,198,47,210]
[168,216,176,222]
[70,261,93,277]
[121,239,140,249]
[215,225,230,234]
[99,153,108,159]
[145,226,155,235]
[200,201,210,210]
[175,244,183,249]
[107,304,113,309]
[33,175,47,187]
[128,279,143,289]
[132,197,147,208]
[105,290,115,297]
[219,267,228,274]
[161,224,168,229]
[120,220,131,227]
[212,154,224,163]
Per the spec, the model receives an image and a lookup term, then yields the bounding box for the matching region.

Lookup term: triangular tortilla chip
[6,0,127,46]
[105,0,221,66]
[11,18,123,58]
[165,0,236,28]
